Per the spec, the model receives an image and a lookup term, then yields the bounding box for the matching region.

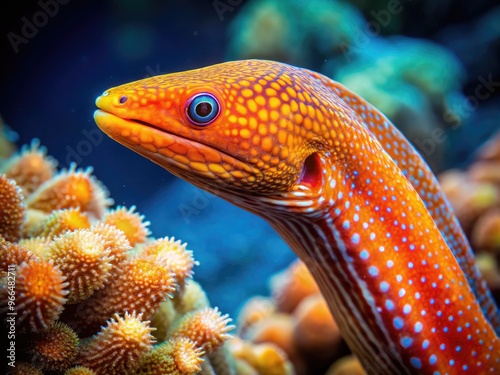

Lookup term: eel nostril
[119,96,128,104]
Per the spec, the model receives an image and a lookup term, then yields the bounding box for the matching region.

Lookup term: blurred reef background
[1,0,500,320]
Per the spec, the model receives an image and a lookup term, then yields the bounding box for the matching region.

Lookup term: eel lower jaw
[93,110,262,186]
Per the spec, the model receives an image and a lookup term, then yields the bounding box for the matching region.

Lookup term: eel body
[94,60,500,374]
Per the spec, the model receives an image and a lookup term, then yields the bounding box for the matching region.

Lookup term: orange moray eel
[94,60,500,374]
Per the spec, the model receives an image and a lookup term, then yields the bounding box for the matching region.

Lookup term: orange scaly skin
[94,60,500,374]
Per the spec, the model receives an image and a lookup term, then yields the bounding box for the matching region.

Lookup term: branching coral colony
[0,141,293,375]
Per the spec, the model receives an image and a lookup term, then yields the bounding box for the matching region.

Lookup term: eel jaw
[94,110,324,216]
[93,110,262,189]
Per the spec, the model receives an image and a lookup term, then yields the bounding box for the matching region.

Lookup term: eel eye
[186,93,220,126]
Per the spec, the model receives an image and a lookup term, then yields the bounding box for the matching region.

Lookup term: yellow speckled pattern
[94,60,500,374]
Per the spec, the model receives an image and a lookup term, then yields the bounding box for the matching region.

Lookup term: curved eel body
[94,60,500,374]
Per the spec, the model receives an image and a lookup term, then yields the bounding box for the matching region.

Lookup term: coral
[22,209,49,238]
[329,37,465,170]
[0,174,25,242]
[76,312,155,374]
[439,169,500,233]
[13,258,68,331]
[25,165,112,219]
[244,313,302,371]
[0,237,34,275]
[228,337,294,375]
[103,205,150,246]
[475,128,500,162]
[476,253,500,293]
[27,207,91,238]
[88,222,131,279]
[325,355,365,375]
[334,37,464,119]
[0,142,278,374]
[468,161,500,186]
[173,279,210,314]
[228,337,257,369]
[471,209,500,252]
[46,229,112,304]
[150,280,211,342]
[233,358,260,375]
[227,0,365,66]
[140,236,197,290]
[236,259,355,374]
[439,132,500,241]
[271,259,319,313]
[207,346,237,375]
[150,299,177,342]
[237,296,276,337]
[7,362,44,375]
[64,367,97,375]
[251,343,295,375]
[18,236,51,258]
[0,140,57,195]
[169,307,234,353]
[437,131,500,302]
[136,337,204,375]
[31,322,79,371]
[292,294,341,361]
[70,257,176,334]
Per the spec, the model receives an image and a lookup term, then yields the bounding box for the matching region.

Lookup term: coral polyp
[0,175,25,242]
[46,229,112,304]
[76,312,155,375]
[170,307,234,353]
[136,337,204,375]
[63,367,97,375]
[88,222,130,279]
[31,322,79,371]
[0,237,33,275]
[13,259,68,331]
[270,259,320,313]
[25,165,112,219]
[27,208,91,238]
[18,236,51,258]
[237,296,276,336]
[0,140,57,195]
[103,205,150,246]
[141,236,197,289]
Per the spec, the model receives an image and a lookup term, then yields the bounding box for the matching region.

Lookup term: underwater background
[1,0,500,320]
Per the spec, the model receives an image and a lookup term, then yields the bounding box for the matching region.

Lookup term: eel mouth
[93,110,261,182]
